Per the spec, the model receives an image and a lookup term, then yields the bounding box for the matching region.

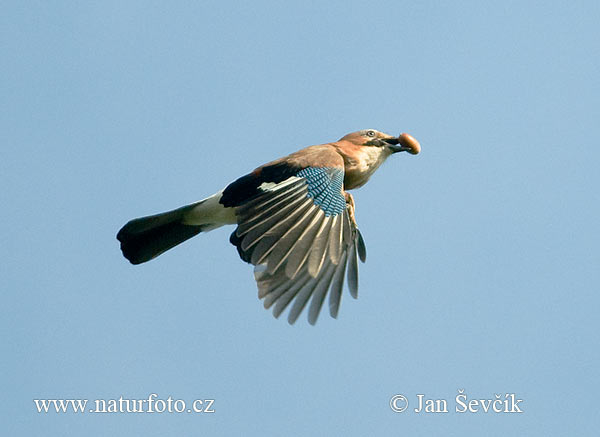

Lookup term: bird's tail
[117,192,235,264]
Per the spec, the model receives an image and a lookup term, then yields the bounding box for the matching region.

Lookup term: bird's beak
[385,133,421,155]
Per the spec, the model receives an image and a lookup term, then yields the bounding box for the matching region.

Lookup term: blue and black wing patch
[296,167,346,216]
[226,165,366,324]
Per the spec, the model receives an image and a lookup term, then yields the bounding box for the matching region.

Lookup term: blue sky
[3,1,599,435]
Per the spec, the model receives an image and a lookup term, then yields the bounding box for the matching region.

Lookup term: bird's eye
[367,130,375,137]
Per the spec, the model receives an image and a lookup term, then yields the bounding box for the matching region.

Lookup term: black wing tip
[357,229,367,263]
[229,230,252,263]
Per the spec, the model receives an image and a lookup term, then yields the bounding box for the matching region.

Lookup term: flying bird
[117,129,420,324]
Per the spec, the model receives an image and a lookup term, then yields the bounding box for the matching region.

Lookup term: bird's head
[339,129,421,155]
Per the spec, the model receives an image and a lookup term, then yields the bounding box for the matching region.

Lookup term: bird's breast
[342,146,390,189]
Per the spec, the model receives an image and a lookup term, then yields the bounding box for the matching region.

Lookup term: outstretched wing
[222,146,367,324]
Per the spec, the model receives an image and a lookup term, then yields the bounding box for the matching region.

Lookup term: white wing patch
[258,176,302,192]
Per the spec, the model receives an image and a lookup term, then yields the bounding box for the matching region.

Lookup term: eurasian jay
[117,129,420,324]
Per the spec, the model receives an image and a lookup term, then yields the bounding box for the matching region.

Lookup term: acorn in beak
[385,133,421,155]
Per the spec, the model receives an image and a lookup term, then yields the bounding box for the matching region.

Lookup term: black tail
[117,207,203,264]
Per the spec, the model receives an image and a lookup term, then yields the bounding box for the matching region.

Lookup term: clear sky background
[3,1,599,435]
